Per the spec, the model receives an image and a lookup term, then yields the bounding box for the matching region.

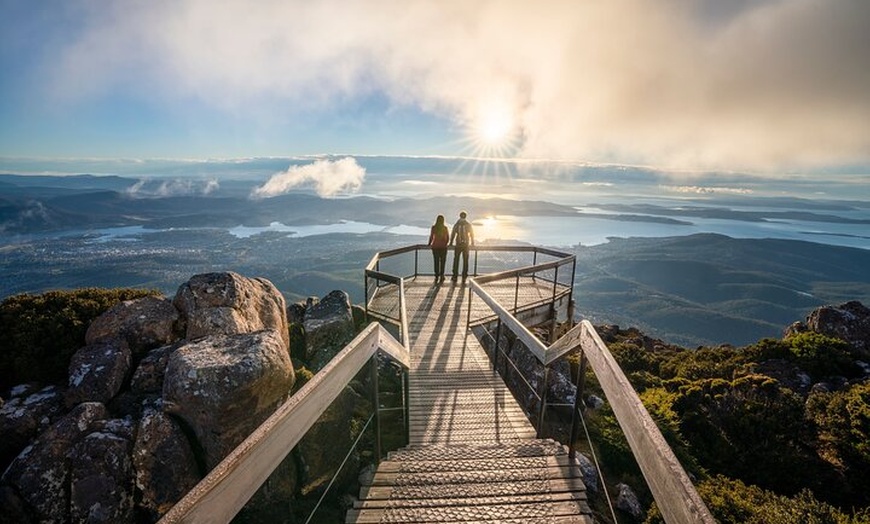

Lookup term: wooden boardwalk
[348,277,592,523]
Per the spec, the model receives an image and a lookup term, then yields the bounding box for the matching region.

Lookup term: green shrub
[808,382,870,502]
[645,475,860,524]
[785,332,857,379]
[0,287,160,389]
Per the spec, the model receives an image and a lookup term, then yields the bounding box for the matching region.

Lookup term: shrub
[0,287,160,389]
[646,475,859,524]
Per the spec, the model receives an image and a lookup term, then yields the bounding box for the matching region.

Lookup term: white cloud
[252,157,365,198]
[125,178,220,197]
[49,0,870,170]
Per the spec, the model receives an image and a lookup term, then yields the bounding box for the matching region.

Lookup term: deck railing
[466,258,716,524]
[364,242,713,524]
[158,323,410,524]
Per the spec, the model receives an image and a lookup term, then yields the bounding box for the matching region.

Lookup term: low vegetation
[585,327,870,523]
[0,287,161,390]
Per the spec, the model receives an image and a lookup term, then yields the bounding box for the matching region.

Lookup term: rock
[756,359,813,396]
[351,304,367,329]
[0,485,32,524]
[2,402,108,523]
[162,330,295,469]
[173,272,289,350]
[86,296,181,355]
[615,482,644,520]
[287,302,306,325]
[303,290,355,368]
[69,431,134,523]
[133,404,201,520]
[789,301,870,354]
[90,416,136,441]
[0,385,65,471]
[571,451,598,493]
[586,394,605,410]
[130,344,175,394]
[66,343,132,408]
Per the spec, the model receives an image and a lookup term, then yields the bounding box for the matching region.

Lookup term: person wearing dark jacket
[449,211,474,282]
[428,214,450,283]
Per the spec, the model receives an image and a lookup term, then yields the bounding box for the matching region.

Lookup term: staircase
[348,278,592,523]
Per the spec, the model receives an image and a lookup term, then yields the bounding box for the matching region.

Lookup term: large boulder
[69,431,134,523]
[130,344,175,394]
[303,291,355,369]
[66,342,132,408]
[787,301,870,354]
[162,329,295,469]
[0,385,65,471]
[1,402,108,523]
[173,272,289,350]
[86,296,181,355]
[133,403,201,520]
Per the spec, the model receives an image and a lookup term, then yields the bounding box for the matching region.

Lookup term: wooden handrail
[578,321,715,524]
[465,251,714,524]
[158,323,409,524]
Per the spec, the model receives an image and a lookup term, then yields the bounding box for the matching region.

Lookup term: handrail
[158,323,409,524]
[577,320,714,524]
[467,272,715,524]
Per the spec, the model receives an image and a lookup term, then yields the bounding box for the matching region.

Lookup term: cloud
[48,0,870,170]
[125,178,219,197]
[252,157,365,198]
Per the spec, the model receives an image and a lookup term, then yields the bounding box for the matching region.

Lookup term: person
[449,210,474,282]
[428,214,450,283]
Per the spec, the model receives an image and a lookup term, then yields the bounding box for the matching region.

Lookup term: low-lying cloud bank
[251,157,365,198]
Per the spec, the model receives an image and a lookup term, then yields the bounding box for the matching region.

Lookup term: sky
[1,0,870,174]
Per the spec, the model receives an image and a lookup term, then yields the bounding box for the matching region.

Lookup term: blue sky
[1,0,869,174]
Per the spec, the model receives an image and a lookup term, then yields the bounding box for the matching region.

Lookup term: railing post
[514,273,520,313]
[473,248,479,276]
[364,272,369,322]
[535,365,550,438]
[370,356,382,466]
[402,368,410,445]
[568,350,588,462]
[466,285,473,327]
[414,248,419,278]
[493,319,502,371]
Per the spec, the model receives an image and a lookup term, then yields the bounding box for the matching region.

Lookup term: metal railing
[158,323,410,524]
[467,266,716,524]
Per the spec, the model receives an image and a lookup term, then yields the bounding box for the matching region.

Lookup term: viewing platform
[160,245,713,524]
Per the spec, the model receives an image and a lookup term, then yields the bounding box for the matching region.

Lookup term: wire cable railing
[466,262,716,524]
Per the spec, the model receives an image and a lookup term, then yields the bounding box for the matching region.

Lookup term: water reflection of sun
[475,215,520,242]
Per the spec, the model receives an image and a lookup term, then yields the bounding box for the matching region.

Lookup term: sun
[473,102,516,149]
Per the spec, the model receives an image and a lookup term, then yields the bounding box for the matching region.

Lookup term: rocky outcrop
[66,342,132,408]
[0,385,64,470]
[2,402,108,522]
[133,404,200,520]
[786,301,870,355]
[0,276,362,523]
[69,431,134,523]
[162,329,295,469]
[86,295,181,355]
[173,272,289,349]
[302,290,355,370]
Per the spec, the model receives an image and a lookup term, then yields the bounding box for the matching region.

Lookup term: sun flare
[474,102,516,148]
